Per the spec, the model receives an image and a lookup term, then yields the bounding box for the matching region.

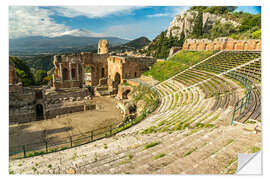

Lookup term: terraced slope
[9,51,262,174]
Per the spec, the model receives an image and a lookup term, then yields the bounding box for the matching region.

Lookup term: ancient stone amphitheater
[9,50,261,174]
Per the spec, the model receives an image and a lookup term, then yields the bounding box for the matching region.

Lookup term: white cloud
[9,6,70,39]
[147,13,169,18]
[52,6,142,18]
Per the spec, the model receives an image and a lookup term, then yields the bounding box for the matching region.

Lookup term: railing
[9,84,159,160]
[228,71,253,125]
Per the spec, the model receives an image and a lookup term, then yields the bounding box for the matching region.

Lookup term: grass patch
[250,146,261,153]
[154,153,166,159]
[184,148,197,157]
[128,153,134,160]
[144,61,187,82]
[144,142,160,149]
[141,126,157,134]
[226,139,234,146]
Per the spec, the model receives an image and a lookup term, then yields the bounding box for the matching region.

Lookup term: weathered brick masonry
[183,37,261,51]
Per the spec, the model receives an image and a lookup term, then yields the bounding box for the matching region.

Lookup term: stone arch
[113,72,121,94]
[213,43,217,50]
[101,67,105,78]
[62,68,68,80]
[71,68,76,80]
[36,104,44,120]
[122,89,131,99]
[256,41,260,50]
[233,42,237,50]
[196,44,199,51]
[244,42,248,50]
[204,44,208,50]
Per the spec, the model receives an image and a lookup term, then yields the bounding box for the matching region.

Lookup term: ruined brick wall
[183,37,261,51]
[107,56,156,83]
[9,87,93,124]
[53,52,108,89]
[9,88,37,123]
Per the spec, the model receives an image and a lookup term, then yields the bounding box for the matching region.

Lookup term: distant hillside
[110,37,151,52]
[9,35,129,55]
[18,55,54,72]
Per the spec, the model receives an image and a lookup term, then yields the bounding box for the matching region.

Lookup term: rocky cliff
[166,10,240,38]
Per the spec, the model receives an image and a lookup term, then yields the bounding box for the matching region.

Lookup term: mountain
[9,29,129,55]
[110,36,151,52]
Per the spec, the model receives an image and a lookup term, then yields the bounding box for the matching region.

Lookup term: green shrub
[252,29,261,39]
[154,153,166,159]
[144,142,160,149]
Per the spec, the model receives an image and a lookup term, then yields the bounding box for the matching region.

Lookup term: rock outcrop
[166,11,240,38]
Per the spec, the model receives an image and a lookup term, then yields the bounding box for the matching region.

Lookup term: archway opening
[233,42,237,50]
[256,41,260,50]
[244,42,248,50]
[101,67,105,78]
[134,72,137,78]
[36,104,44,120]
[122,89,131,99]
[113,72,121,93]
[71,68,76,80]
[62,68,68,80]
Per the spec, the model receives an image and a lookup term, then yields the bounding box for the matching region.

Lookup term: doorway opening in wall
[113,72,121,93]
[63,68,68,80]
[84,65,93,86]
[72,68,76,80]
[36,104,44,120]
[134,72,137,78]
[101,67,105,78]
[122,89,131,99]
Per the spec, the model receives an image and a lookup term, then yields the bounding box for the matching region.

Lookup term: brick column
[81,63,85,84]
[59,63,63,82]
[76,63,79,81]
[69,62,72,80]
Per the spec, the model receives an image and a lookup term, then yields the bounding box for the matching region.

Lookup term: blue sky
[9,6,261,40]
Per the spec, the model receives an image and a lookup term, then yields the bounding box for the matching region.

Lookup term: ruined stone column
[76,63,79,81]
[81,63,85,84]
[59,63,63,82]
[69,62,72,80]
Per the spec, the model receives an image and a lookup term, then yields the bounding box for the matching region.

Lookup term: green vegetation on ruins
[10,56,52,86]
[10,56,35,86]
[144,50,216,82]
[141,31,185,59]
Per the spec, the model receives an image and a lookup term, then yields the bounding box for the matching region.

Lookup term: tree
[9,56,35,86]
[179,31,185,48]
[252,29,261,39]
[34,70,47,84]
[192,11,203,37]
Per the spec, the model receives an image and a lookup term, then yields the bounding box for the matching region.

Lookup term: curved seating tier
[9,51,262,174]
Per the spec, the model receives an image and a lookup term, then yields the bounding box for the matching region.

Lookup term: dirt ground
[9,96,123,149]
